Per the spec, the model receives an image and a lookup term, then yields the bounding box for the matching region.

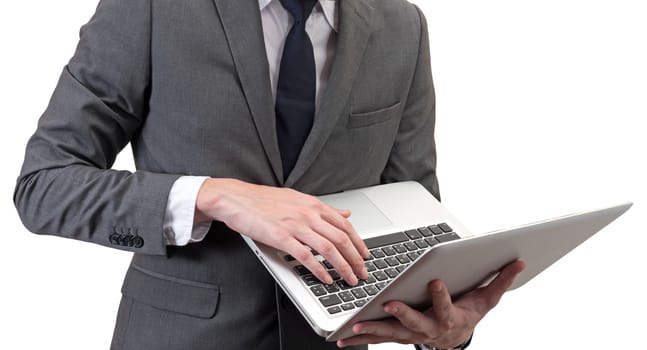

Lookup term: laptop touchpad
[320,192,393,233]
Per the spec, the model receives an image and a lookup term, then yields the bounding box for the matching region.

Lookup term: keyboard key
[382,246,396,256]
[439,223,453,233]
[327,306,342,314]
[396,254,411,264]
[404,242,418,251]
[294,265,310,276]
[325,284,340,293]
[321,260,333,269]
[328,270,341,280]
[385,257,399,266]
[414,239,428,248]
[341,303,355,311]
[425,237,439,247]
[310,285,327,296]
[373,271,388,281]
[319,294,342,307]
[418,227,433,236]
[363,276,377,284]
[436,232,461,243]
[396,265,408,273]
[364,285,379,296]
[405,229,423,240]
[336,280,353,290]
[385,268,399,278]
[393,244,407,254]
[354,299,367,307]
[407,252,419,260]
[364,232,408,249]
[351,288,368,299]
[429,225,444,235]
[373,259,388,269]
[302,275,322,286]
[339,291,355,302]
[370,249,385,258]
[376,282,388,290]
[365,262,376,272]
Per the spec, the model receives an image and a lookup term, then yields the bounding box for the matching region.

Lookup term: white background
[1,1,645,349]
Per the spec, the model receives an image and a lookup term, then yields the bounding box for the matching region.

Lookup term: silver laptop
[241,181,632,341]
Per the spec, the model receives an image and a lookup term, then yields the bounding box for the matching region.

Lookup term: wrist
[422,333,472,350]
[195,178,242,223]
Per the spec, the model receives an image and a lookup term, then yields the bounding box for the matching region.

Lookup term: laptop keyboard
[287,223,461,315]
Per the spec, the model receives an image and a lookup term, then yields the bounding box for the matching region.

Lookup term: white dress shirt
[163,0,338,245]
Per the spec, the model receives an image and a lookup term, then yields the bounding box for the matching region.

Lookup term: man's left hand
[336,260,526,348]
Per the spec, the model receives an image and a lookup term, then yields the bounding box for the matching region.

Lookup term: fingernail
[433,283,442,292]
[386,305,398,314]
[348,276,358,286]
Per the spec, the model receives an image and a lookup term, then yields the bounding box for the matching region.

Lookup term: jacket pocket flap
[348,101,401,128]
[121,265,220,319]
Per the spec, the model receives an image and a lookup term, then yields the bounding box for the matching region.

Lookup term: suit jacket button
[109,233,120,245]
[123,235,134,247]
[133,236,144,248]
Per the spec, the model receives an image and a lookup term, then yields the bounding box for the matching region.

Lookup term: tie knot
[279,0,318,24]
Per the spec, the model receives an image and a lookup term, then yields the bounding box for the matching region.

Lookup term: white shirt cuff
[163,176,211,246]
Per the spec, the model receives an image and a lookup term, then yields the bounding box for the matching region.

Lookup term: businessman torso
[16,0,438,349]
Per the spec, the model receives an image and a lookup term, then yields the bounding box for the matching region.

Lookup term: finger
[336,335,393,348]
[313,220,368,280]
[337,209,352,218]
[349,319,418,343]
[429,280,454,328]
[479,260,526,312]
[321,206,370,259]
[383,301,432,334]
[297,229,359,285]
[489,260,526,291]
[281,238,333,284]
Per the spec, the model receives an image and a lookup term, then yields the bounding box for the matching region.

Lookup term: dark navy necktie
[275,0,318,180]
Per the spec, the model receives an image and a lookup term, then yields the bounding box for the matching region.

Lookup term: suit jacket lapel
[285,0,383,187]
[213,0,284,184]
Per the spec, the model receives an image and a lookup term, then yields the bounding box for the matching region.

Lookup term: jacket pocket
[347,101,401,128]
[121,265,220,319]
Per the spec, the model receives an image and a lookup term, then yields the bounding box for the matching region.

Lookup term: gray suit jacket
[14,0,439,349]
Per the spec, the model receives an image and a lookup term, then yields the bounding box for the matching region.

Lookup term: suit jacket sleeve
[380,5,441,201]
[14,0,178,255]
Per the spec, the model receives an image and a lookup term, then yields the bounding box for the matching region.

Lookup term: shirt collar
[259,0,339,32]
[258,0,273,10]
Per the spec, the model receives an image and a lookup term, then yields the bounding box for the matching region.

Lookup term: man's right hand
[194,178,370,286]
